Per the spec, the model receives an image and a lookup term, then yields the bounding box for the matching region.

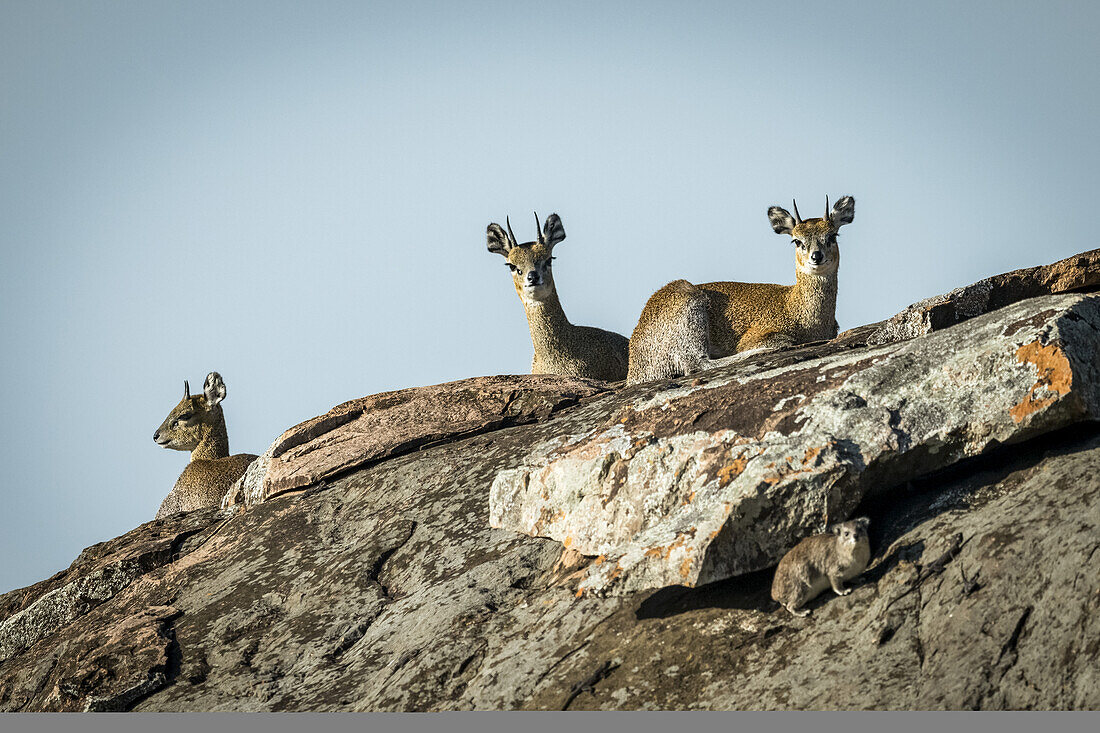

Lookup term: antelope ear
[768,206,796,235]
[487,223,512,256]
[203,371,227,408]
[541,213,566,248]
[830,196,855,227]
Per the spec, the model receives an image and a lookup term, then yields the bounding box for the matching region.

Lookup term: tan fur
[153,372,257,519]
[770,517,871,617]
[488,213,629,382]
[627,196,854,384]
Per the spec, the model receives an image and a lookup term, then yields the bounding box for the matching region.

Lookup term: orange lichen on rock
[641,531,699,567]
[803,444,825,465]
[679,551,696,579]
[1009,340,1073,423]
[717,457,749,485]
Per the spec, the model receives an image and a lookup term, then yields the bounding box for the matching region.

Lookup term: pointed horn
[533,211,542,243]
[791,199,802,224]
[183,380,190,399]
[824,194,831,222]
[505,216,518,248]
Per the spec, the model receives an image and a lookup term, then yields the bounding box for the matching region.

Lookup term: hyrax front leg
[784,585,813,617]
[829,574,852,596]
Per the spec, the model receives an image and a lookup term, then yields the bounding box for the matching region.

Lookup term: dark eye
[507,264,519,273]
[792,240,803,247]
[177,413,193,423]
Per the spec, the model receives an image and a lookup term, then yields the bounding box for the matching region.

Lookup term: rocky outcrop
[1,250,1098,711]
[0,509,220,666]
[490,293,1100,594]
[223,374,609,508]
[864,248,1100,346]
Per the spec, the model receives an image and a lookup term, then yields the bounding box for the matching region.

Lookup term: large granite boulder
[1,250,1098,711]
[223,374,610,508]
[490,293,1100,594]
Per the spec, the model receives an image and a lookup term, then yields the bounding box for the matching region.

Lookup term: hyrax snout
[771,517,871,617]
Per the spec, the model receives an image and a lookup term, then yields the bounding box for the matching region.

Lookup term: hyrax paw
[837,587,852,596]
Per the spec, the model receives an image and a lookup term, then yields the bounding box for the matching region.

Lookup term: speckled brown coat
[488,213,629,382]
[627,196,854,384]
[771,517,871,617]
[153,373,257,519]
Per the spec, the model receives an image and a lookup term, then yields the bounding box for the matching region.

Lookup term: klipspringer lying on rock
[627,195,855,383]
[153,371,257,519]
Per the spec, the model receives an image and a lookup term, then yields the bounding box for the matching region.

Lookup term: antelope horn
[533,211,542,243]
[505,216,518,248]
[791,199,802,224]
[183,380,190,399]
[825,195,831,222]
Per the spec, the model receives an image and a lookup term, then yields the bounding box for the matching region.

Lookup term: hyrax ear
[854,516,870,530]
[486,223,512,256]
[768,206,796,235]
[829,196,855,227]
[203,371,227,409]
[541,213,566,249]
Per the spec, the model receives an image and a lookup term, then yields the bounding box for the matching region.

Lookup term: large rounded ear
[854,516,870,530]
[486,223,512,256]
[829,195,855,227]
[203,371,227,408]
[768,206,796,235]
[541,213,566,248]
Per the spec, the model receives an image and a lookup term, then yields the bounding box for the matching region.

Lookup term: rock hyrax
[771,517,871,617]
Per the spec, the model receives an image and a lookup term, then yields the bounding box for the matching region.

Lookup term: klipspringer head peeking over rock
[487,213,629,382]
[771,517,871,617]
[153,371,258,519]
[627,195,855,384]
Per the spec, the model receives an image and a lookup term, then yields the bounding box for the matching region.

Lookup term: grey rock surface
[491,293,1100,594]
[225,374,610,508]
[864,248,1100,346]
[1,254,1099,711]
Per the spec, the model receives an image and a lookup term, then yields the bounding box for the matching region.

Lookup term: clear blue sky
[2,0,1098,593]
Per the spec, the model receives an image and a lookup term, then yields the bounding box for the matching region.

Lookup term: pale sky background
[2,0,1098,593]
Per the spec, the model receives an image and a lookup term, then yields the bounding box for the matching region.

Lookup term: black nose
[526,271,539,285]
[809,251,824,264]
[153,430,160,442]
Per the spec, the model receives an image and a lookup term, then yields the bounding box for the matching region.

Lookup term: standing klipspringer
[627,196,855,383]
[487,213,629,382]
[153,371,257,519]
